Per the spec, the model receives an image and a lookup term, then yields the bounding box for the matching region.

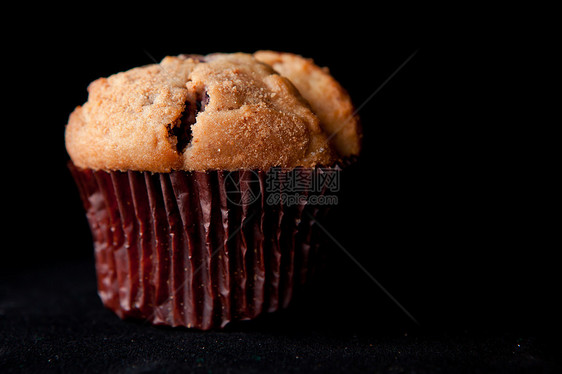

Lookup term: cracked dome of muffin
[65,52,360,172]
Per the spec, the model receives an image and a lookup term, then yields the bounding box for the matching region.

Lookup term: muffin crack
[167,88,209,153]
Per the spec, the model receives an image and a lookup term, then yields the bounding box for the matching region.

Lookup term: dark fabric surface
[1,258,560,373]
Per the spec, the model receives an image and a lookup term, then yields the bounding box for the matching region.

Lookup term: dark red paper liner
[68,164,336,330]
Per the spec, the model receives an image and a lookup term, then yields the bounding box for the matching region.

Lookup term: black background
[2,6,560,373]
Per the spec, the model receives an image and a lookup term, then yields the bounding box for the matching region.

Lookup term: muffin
[66,52,361,329]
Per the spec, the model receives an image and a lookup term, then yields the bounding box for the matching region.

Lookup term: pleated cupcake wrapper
[69,163,336,330]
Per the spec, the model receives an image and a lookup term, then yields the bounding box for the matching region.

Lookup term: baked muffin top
[65,52,360,172]
[254,51,362,158]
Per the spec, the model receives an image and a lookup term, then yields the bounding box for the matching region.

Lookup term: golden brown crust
[65,52,356,172]
[182,53,334,170]
[65,58,194,172]
[254,51,362,157]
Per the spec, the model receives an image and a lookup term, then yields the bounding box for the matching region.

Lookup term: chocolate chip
[197,92,210,113]
[167,117,192,154]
